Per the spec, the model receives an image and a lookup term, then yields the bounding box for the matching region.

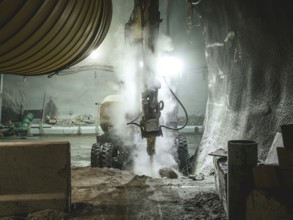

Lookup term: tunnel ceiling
[0,0,112,76]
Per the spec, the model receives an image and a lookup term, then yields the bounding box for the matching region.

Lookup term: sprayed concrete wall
[194,0,293,174]
[1,68,206,124]
[2,71,119,121]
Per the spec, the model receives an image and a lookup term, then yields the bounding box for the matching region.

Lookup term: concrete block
[0,141,71,217]
[80,126,96,134]
[43,127,80,135]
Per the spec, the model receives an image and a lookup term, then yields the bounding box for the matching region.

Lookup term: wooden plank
[277,147,293,168]
[246,190,293,220]
[0,141,71,217]
[281,124,293,150]
[253,165,280,189]
[213,156,228,214]
[279,168,293,189]
[209,148,227,158]
[0,193,65,201]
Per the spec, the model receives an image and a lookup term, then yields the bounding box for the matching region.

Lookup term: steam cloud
[110,26,182,178]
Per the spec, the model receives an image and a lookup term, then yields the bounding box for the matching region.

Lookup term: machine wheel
[91,141,124,169]
[101,142,114,168]
[91,143,102,167]
[100,142,122,169]
[175,135,191,176]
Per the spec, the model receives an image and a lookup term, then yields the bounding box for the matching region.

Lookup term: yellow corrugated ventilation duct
[0,0,112,76]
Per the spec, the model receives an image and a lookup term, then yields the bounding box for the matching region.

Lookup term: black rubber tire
[92,141,124,169]
[101,142,114,168]
[175,135,191,176]
[91,143,102,167]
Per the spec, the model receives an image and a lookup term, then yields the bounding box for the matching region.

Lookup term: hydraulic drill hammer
[125,0,163,156]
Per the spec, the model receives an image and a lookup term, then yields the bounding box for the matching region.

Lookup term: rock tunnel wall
[194,0,293,174]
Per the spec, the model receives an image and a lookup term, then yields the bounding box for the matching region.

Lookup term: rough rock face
[194,0,293,174]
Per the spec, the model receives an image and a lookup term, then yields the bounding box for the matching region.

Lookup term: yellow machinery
[125,0,163,156]
[0,0,191,174]
[91,0,191,175]
[91,94,131,169]
[99,95,122,132]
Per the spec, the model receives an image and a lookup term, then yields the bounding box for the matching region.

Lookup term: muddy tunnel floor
[1,167,226,220]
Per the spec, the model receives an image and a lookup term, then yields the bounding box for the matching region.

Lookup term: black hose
[126,113,141,125]
[126,122,143,129]
[160,75,189,131]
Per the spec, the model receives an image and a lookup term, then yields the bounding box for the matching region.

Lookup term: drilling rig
[125,0,162,158]
[91,0,191,175]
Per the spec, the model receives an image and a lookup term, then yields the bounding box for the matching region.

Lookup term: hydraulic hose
[160,75,189,131]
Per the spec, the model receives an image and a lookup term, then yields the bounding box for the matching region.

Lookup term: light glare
[139,61,144,68]
[89,49,100,59]
[157,56,183,78]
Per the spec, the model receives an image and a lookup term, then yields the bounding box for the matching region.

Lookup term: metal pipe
[40,90,47,135]
[228,140,258,220]
[0,74,3,124]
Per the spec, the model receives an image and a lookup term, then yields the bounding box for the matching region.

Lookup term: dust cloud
[109,25,183,177]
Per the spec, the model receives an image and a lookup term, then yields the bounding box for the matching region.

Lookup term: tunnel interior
[1,0,293,219]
